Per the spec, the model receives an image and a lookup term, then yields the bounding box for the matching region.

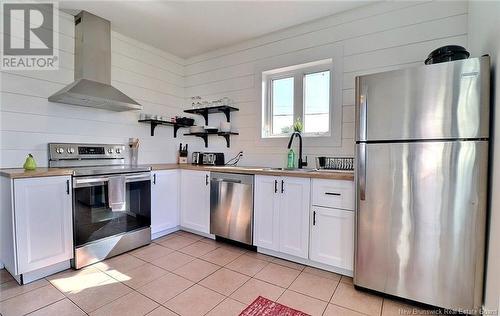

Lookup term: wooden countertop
[1,164,354,181]
[150,164,354,181]
[0,168,75,179]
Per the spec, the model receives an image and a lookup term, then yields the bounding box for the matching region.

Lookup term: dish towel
[108,176,126,211]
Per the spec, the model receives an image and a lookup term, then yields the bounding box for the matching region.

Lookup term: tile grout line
[274,263,304,303]
[0,279,47,304]
[153,237,265,316]
[329,302,373,316]
[17,291,67,316]
[321,277,341,315]
[3,230,369,316]
[380,298,386,316]
[145,306,177,316]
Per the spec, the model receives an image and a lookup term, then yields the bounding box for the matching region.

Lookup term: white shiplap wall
[0,10,190,168]
[184,1,468,167]
[1,1,468,168]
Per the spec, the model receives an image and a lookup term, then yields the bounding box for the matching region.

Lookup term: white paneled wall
[1,1,468,168]
[0,11,190,168]
[184,1,468,167]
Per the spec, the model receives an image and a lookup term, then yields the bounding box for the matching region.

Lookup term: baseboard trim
[152,226,180,240]
[20,260,70,285]
[179,226,215,239]
[257,247,353,277]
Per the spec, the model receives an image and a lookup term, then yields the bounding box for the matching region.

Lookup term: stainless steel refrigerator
[354,56,490,311]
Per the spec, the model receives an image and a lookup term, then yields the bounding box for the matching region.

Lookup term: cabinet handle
[313,211,316,226]
[153,174,156,185]
[205,174,209,186]
[281,180,284,193]
[325,192,341,196]
[66,179,70,195]
[274,180,277,193]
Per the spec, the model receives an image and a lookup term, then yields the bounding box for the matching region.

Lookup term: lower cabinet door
[180,170,210,234]
[279,177,310,258]
[151,170,179,235]
[310,206,354,270]
[14,176,73,274]
[253,175,279,250]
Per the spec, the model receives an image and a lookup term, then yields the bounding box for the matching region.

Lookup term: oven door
[73,172,151,248]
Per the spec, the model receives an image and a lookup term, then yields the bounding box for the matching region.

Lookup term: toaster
[192,152,225,166]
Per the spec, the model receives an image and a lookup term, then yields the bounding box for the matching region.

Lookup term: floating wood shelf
[184,131,239,148]
[138,119,190,137]
[184,105,239,125]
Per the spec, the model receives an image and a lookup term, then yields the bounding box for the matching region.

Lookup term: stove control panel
[48,143,127,160]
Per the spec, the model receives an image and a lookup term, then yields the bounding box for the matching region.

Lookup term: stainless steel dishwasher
[210,172,254,245]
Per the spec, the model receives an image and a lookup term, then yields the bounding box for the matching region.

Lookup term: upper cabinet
[13,176,73,274]
[151,170,179,237]
[180,170,210,234]
[254,175,310,259]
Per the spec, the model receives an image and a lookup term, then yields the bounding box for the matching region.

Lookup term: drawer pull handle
[274,180,277,193]
[325,192,341,196]
[313,211,316,226]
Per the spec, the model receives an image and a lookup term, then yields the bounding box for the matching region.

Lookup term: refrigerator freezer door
[354,141,488,311]
[355,57,490,142]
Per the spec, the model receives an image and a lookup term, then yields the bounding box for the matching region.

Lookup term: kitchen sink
[262,167,317,172]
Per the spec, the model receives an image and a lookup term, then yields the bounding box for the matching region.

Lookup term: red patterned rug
[239,296,310,316]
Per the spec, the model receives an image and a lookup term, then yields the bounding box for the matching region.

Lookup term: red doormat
[239,296,310,316]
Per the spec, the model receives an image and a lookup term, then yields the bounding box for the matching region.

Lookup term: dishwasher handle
[212,178,242,184]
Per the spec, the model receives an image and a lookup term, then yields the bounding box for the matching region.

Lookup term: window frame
[263,60,333,138]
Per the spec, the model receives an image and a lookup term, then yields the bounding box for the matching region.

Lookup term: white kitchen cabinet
[151,170,179,237]
[180,170,210,234]
[254,175,310,258]
[253,175,280,250]
[279,177,310,258]
[13,176,73,274]
[310,206,354,270]
[311,179,354,210]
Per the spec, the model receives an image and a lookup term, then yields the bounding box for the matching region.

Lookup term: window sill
[262,132,331,139]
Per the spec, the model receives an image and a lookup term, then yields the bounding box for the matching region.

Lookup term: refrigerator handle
[355,77,367,142]
[358,143,366,201]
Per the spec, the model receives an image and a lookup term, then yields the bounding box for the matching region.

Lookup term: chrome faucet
[287,132,308,169]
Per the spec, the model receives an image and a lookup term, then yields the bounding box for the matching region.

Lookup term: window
[304,71,330,133]
[271,77,294,135]
[262,59,332,138]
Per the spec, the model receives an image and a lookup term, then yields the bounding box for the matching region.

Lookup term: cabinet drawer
[311,179,354,210]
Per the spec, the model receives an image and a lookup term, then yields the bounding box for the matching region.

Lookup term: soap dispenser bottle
[287,148,296,169]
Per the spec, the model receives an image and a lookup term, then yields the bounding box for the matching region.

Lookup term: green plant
[293,118,303,133]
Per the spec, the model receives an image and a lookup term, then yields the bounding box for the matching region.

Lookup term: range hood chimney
[49,11,142,111]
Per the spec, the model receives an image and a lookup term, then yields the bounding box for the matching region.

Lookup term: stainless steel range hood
[49,11,142,111]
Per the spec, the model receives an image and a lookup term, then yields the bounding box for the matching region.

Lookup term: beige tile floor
[0,230,427,316]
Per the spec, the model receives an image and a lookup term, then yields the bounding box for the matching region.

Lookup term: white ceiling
[60,1,373,58]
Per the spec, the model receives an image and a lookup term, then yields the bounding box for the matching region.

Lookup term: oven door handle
[74,173,151,187]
